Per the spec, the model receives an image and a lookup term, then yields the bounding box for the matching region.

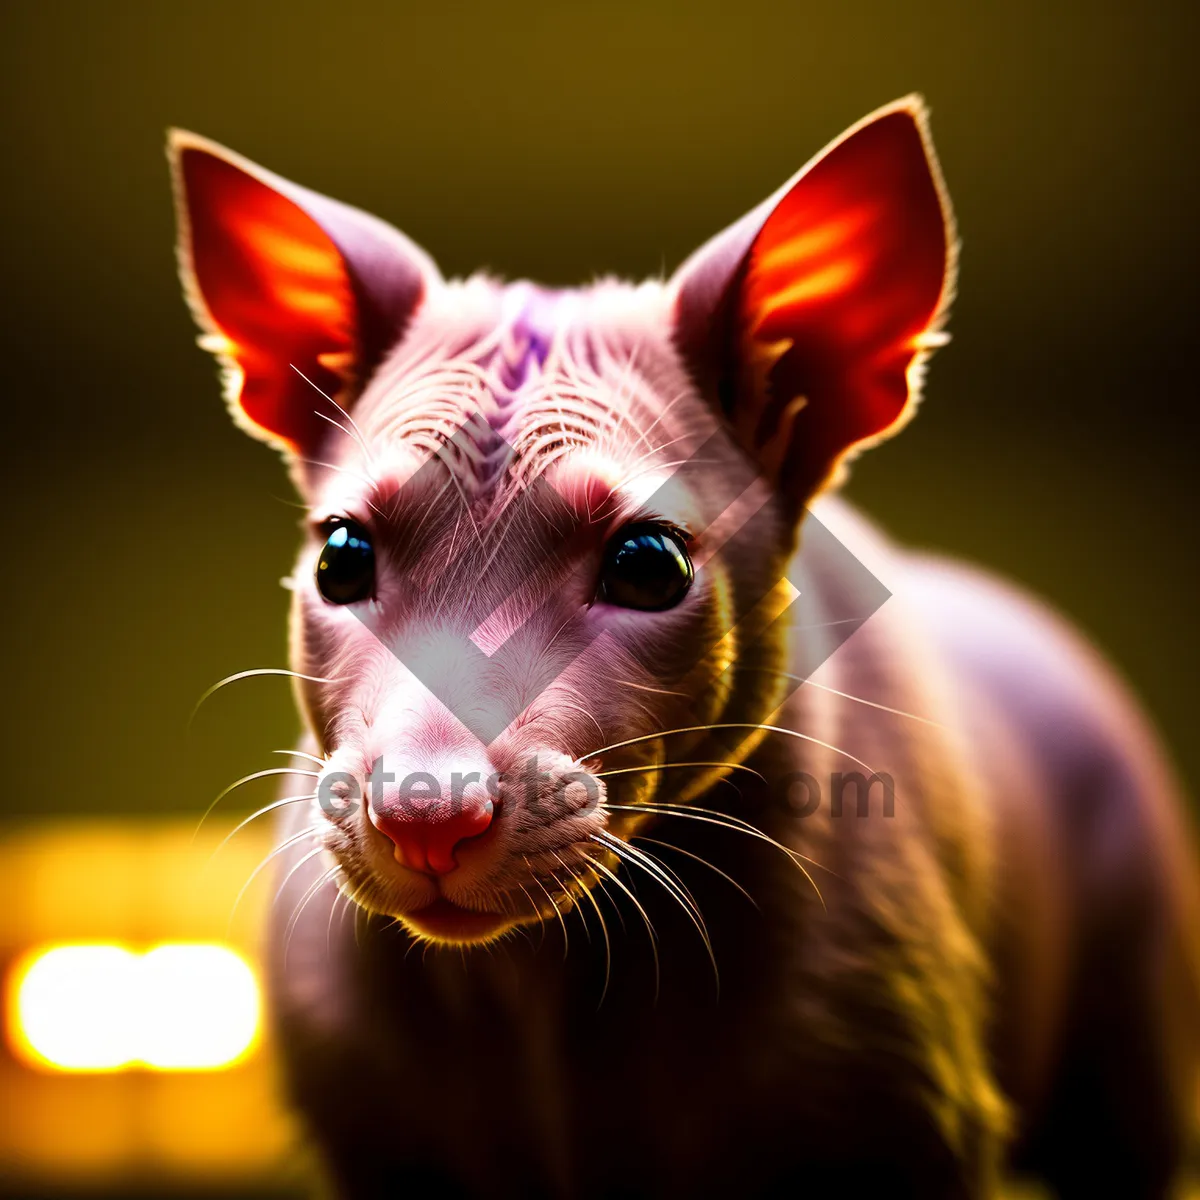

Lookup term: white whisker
[594,830,719,994]
[209,792,318,859]
[595,761,764,782]
[581,723,878,777]
[194,767,320,840]
[554,852,611,1007]
[606,802,827,909]
[273,748,328,767]
[633,835,759,910]
[189,668,339,726]
[584,847,661,1002]
[228,828,322,928]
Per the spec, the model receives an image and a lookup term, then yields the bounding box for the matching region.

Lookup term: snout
[367,756,496,875]
[316,734,612,941]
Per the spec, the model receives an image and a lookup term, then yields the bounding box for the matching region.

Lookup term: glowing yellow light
[139,944,259,1069]
[10,945,138,1071]
[7,943,260,1072]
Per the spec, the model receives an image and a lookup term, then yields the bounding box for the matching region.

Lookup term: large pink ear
[671,96,955,511]
[169,131,440,455]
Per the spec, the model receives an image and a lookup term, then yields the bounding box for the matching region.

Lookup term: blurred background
[0,0,1195,1195]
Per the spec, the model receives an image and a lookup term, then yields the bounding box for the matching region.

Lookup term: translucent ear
[169,131,441,454]
[671,97,955,512]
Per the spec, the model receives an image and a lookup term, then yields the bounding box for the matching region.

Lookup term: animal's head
[171,98,953,944]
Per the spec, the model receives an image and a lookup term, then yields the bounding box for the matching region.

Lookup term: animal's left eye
[599,523,694,612]
[316,519,375,605]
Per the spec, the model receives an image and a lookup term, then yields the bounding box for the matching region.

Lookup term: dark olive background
[1,0,1196,822]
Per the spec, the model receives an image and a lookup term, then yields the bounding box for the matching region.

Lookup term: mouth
[400,897,516,944]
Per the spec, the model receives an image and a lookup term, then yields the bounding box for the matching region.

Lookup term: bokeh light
[8,943,260,1073]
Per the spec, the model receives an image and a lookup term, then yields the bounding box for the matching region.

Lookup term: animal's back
[745,495,1200,1192]
[896,544,1200,1195]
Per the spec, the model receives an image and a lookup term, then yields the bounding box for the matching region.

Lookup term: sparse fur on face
[171,100,1199,1197]
[288,277,796,942]
[171,102,948,943]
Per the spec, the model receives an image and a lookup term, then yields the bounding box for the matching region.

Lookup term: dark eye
[315,519,375,604]
[599,523,694,612]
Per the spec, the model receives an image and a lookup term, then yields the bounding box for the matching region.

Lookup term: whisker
[468,496,531,582]
[583,846,661,1003]
[608,832,702,921]
[228,828,322,928]
[526,859,572,960]
[539,609,585,664]
[313,409,372,463]
[584,861,627,934]
[790,616,879,632]
[538,869,573,961]
[609,678,691,698]
[626,388,692,451]
[595,761,764,782]
[284,865,341,968]
[208,792,318,860]
[744,667,944,728]
[271,493,310,511]
[581,723,878,777]
[273,748,328,768]
[189,668,339,726]
[327,886,350,956]
[516,883,548,950]
[508,921,535,952]
[606,802,827,910]
[633,835,759,910]
[620,799,829,871]
[290,363,376,467]
[194,767,321,840]
[554,852,611,1007]
[270,843,328,914]
[594,830,719,994]
[340,889,358,938]
[549,867,590,945]
[591,433,698,517]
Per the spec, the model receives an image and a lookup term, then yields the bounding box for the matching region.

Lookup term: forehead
[311,278,713,528]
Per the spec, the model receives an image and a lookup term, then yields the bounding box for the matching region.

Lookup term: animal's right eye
[315,519,375,605]
[598,523,694,611]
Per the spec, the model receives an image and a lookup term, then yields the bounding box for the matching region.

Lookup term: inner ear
[671,98,955,512]
[175,145,356,451]
[171,132,439,456]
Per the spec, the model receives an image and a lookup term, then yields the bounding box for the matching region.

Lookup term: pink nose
[368,771,495,875]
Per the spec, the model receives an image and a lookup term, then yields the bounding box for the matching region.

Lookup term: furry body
[170,101,1200,1197]
[268,495,1197,1198]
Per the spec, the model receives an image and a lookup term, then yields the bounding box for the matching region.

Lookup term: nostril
[369,796,495,876]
